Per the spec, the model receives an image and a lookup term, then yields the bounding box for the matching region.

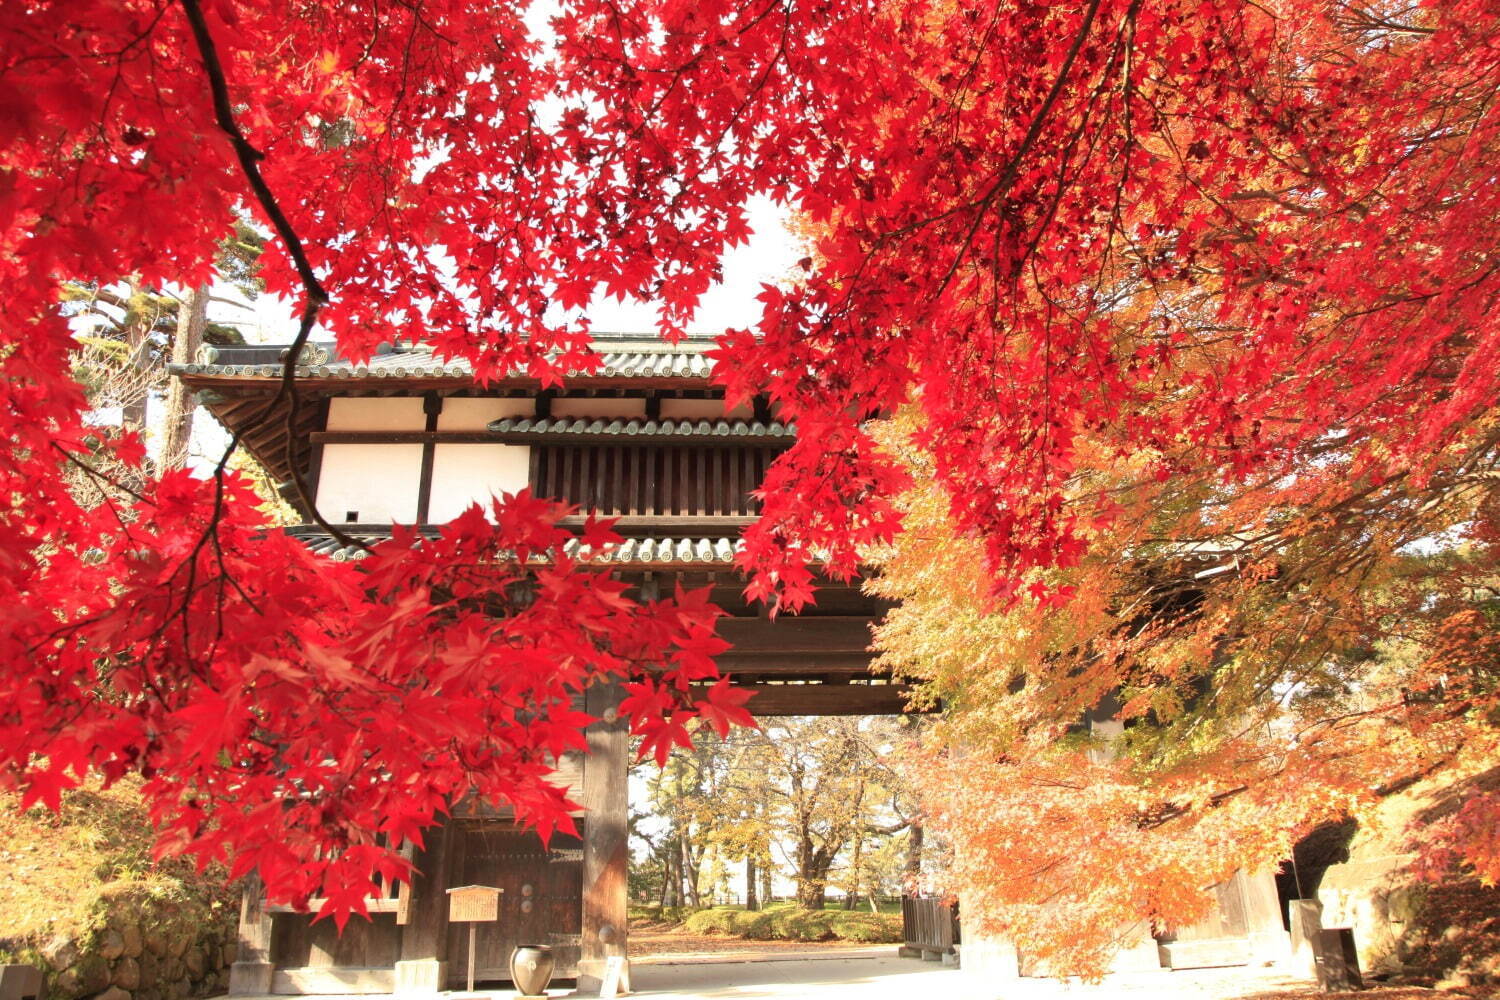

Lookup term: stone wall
[1313,852,1421,976]
[4,882,237,1000]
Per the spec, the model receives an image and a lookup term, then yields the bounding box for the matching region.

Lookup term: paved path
[229,956,1332,1000]
[628,954,1315,999]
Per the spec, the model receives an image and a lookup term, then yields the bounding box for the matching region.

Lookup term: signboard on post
[448,885,501,923]
[446,886,503,993]
[600,955,626,999]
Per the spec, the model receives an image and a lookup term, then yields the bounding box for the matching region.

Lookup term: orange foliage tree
[868,391,1499,973]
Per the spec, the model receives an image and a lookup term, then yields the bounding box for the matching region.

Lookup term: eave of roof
[167,348,717,383]
[287,525,744,566]
[487,417,793,440]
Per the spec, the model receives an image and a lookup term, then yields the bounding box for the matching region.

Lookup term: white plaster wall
[659,397,753,420]
[325,396,426,431]
[437,396,534,431]
[426,444,532,523]
[550,397,646,419]
[315,443,424,523]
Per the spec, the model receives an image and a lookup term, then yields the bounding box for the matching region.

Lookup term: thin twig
[178,0,366,551]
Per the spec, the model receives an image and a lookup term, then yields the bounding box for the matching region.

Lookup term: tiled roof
[288,525,742,565]
[488,417,792,438]
[169,342,716,381]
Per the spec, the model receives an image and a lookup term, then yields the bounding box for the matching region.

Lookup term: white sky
[225,194,799,345]
[181,194,798,471]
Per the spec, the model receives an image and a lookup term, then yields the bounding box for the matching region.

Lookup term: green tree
[63,220,264,468]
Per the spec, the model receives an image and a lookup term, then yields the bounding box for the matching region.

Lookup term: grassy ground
[0,778,236,956]
[629,900,903,945]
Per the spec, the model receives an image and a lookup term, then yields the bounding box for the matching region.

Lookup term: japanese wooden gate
[172,336,915,996]
[172,334,1290,994]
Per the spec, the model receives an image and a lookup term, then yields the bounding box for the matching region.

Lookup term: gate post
[395,823,453,996]
[579,683,630,995]
[227,873,274,995]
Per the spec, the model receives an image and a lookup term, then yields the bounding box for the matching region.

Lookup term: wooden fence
[900,896,959,959]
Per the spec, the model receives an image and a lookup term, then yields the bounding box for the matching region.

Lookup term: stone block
[393,959,446,998]
[135,953,157,989]
[1157,938,1252,969]
[1242,869,1291,966]
[0,964,44,1000]
[575,958,630,998]
[66,955,110,997]
[1289,899,1323,981]
[1106,929,1166,974]
[119,928,142,961]
[98,931,126,963]
[111,959,140,992]
[226,961,273,997]
[96,986,131,1000]
[1315,927,1363,992]
[41,940,78,974]
[959,936,1020,978]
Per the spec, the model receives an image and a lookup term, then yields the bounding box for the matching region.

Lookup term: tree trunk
[160,283,208,469]
[681,837,700,907]
[663,839,681,908]
[845,824,863,911]
[657,842,673,908]
[904,820,924,882]
[121,291,151,437]
[745,855,758,911]
[759,860,772,907]
[796,880,827,910]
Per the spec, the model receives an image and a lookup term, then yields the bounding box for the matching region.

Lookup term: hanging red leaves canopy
[3,0,1498,914]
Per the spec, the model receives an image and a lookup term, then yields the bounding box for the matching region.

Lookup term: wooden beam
[698,683,928,717]
[714,652,876,676]
[415,393,441,523]
[716,615,873,654]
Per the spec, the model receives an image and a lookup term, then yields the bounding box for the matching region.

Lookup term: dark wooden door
[445,822,584,984]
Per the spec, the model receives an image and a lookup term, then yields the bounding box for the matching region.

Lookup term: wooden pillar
[395,823,454,996]
[227,873,275,995]
[579,682,630,995]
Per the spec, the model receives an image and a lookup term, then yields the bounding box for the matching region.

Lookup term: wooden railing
[533,444,779,517]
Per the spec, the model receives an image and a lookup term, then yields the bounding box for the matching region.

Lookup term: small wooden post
[466,925,476,994]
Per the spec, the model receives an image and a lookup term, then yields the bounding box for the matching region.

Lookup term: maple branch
[942,0,1106,290]
[50,440,148,505]
[177,0,364,553]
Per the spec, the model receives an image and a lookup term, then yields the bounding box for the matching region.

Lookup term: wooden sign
[446,886,503,994]
[600,955,627,998]
[446,885,502,923]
